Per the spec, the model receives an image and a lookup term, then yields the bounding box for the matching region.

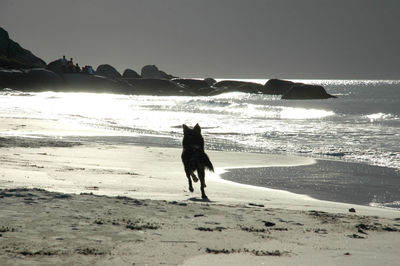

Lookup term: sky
[0,0,399,79]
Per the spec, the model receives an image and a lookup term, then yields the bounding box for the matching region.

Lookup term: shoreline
[0,133,398,217]
[1,134,399,212]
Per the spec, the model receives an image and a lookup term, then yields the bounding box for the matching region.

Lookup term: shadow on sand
[188,197,213,203]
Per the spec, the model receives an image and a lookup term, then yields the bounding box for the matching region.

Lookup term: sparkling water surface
[2,79,398,170]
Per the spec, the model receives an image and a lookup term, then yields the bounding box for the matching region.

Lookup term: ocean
[1,79,399,208]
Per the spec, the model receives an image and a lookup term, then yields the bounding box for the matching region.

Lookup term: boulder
[264,79,302,95]
[0,68,63,90]
[213,80,248,88]
[122,68,141,78]
[204,78,217,86]
[212,80,265,94]
[61,73,131,93]
[197,86,217,95]
[141,65,175,79]
[124,78,187,96]
[46,59,64,74]
[95,64,122,80]
[281,84,337,100]
[0,27,46,69]
[172,79,210,91]
[0,69,25,88]
[24,68,63,86]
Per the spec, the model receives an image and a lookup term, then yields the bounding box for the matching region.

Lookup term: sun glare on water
[37,92,132,120]
[280,107,335,119]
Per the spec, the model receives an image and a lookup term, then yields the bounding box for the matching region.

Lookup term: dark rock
[0,69,25,88]
[349,208,356,213]
[172,79,210,92]
[210,80,265,95]
[0,66,134,93]
[46,59,65,74]
[204,78,217,86]
[264,79,301,95]
[281,84,336,100]
[0,27,46,69]
[213,80,249,88]
[61,73,131,93]
[263,221,276,227]
[0,68,63,90]
[141,65,175,80]
[95,64,122,80]
[24,68,63,87]
[124,78,186,96]
[122,68,141,78]
[197,86,218,96]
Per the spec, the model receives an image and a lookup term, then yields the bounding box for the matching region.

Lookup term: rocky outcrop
[95,64,122,80]
[0,27,46,69]
[0,28,338,98]
[61,73,131,93]
[122,69,141,78]
[0,69,25,88]
[264,79,302,95]
[0,68,63,90]
[172,79,211,93]
[25,68,63,86]
[0,67,132,93]
[124,78,187,96]
[211,80,265,94]
[141,65,175,80]
[281,84,336,100]
[204,78,217,86]
[46,59,64,74]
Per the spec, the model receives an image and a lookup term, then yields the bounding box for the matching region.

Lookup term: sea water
[1,79,399,207]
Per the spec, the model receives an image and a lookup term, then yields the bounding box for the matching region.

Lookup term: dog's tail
[202,153,214,172]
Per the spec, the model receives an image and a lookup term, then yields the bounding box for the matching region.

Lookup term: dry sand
[0,116,399,265]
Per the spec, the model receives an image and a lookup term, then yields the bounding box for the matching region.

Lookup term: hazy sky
[1,0,399,79]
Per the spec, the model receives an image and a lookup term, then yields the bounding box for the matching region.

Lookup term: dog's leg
[185,168,194,192]
[190,172,198,183]
[198,167,208,199]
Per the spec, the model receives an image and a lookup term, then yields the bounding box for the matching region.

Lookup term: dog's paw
[189,186,194,192]
[191,174,198,183]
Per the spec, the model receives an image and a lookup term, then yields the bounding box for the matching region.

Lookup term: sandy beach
[1,116,399,265]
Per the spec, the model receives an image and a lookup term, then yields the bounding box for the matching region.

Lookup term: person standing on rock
[88,66,94,75]
[67,58,75,72]
[75,63,81,73]
[61,55,67,72]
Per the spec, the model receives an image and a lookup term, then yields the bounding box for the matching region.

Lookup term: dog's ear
[194,123,201,133]
[182,124,190,134]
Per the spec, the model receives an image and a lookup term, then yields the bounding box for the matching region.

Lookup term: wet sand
[221,160,400,208]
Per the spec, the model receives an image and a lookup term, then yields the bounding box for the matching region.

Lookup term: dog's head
[182,123,204,150]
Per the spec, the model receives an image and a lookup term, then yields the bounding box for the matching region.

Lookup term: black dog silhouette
[181,124,214,199]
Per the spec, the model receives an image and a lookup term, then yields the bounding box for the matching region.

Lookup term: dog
[181,123,214,199]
